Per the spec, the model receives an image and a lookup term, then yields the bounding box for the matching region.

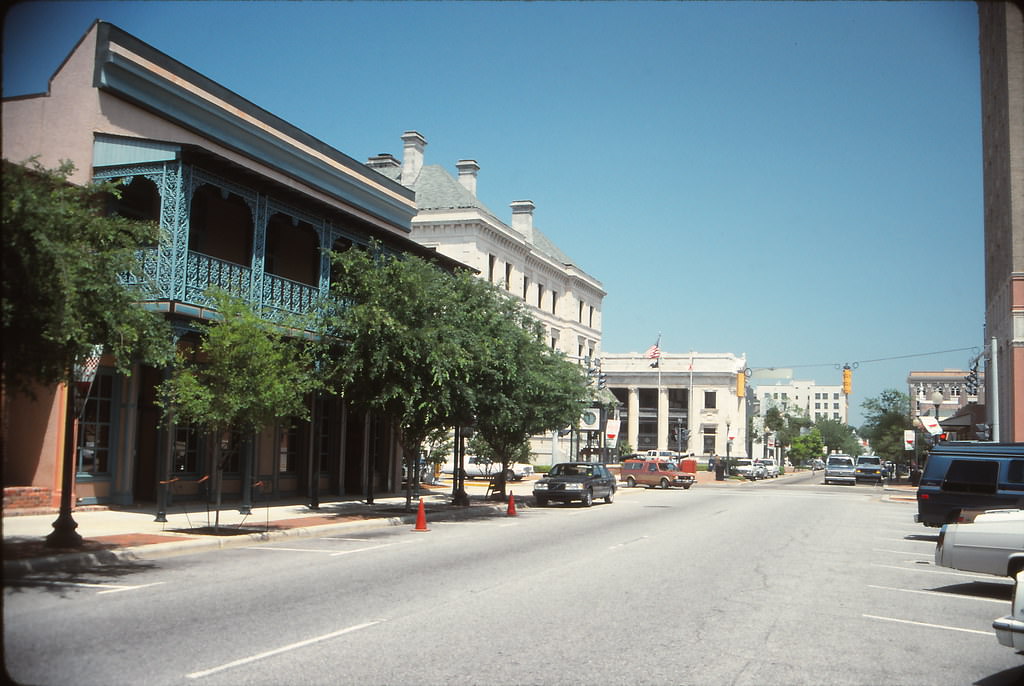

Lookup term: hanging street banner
[904,430,916,450]
[605,419,620,445]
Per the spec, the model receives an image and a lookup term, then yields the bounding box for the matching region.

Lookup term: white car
[994,570,1024,651]
[761,458,780,478]
[935,509,1024,577]
[440,456,534,481]
[734,459,764,480]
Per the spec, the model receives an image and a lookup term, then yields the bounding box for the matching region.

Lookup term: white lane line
[185,620,383,679]
[873,548,932,557]
[97,582,165,595]
[319,537,371,542]
[863,614,994,636]
[243,546,333,554]
[609,536,649,551]
[13,580,165,594]
[867,584,1009,604]
[330,543,395,557]
[870,563,1014,582]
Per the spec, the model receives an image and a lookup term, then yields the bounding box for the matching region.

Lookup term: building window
[833,393,839,400]
[833,403,839,410]
[77,372,114,475]
[537,284,545,309]
[579,301,585,323]
[278,422,299,473]
[551,290,558,314]
[173,424,201,474]
[703,427,717,454]
[834,413,840,420]
[782,393,788,400]
[704,391,717,409]
[523,276,530,301]
[589,305,594,328]
[488,254,497,283]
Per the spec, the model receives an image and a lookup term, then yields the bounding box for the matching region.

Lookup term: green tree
[157,290,317,528]
[815,418,863,457]
[2,159,173,394]
[321,246,481,508]
[859,389,912,464]
[788,428,824,467]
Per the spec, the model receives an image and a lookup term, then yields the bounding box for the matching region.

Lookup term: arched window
[188,184,253,265]
[265,213,319,286]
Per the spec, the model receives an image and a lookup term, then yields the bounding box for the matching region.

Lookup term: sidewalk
[2,481,512,576]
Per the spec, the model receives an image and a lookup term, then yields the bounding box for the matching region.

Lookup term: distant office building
[754,380,848,424]
[978,1,1023,441]
[366,133,605,362]
[907,369,987,439]
[602,351,748,458]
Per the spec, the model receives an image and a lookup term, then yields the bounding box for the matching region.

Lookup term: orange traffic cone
[507,493,517,517]
[413,497,429,531]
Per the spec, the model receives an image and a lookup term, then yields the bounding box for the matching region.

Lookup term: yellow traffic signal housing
[736,372,746,397]
[842,367,852,395]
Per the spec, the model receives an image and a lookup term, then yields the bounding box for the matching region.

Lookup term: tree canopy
[859,389,912,463]
[2,158,173,394]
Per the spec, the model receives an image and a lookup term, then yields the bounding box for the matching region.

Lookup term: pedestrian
[707,455,715,472]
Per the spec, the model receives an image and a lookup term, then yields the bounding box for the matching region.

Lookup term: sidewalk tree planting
[157,289,318,530]
[321,246,479,509]
[787,428,825,468]
[2,159,173,395]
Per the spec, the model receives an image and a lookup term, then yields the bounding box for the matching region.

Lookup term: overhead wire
[752,346,979,372]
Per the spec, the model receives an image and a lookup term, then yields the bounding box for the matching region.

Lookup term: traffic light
[842,367,852,395]
[598,373,607,390]
[736,371,745,398]
[671,428,678,442]
[680,429,690,444]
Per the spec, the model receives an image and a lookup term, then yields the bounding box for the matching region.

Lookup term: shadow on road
[929,581,1014,602]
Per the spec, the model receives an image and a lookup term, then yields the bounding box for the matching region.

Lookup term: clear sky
[2,1,984,426]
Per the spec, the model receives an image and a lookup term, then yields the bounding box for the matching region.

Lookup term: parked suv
[854,455,884,484]
[915,442,1024,527]
[620,459,695,489]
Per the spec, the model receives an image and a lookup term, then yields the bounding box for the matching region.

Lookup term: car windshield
[736,460,752,466]
[551,464,594,477]
[858,457,881,465]
[828,458,854,467]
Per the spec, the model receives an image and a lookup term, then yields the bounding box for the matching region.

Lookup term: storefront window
[77,373,113,474]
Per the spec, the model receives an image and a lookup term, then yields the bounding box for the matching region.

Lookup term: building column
[627,386,639,451]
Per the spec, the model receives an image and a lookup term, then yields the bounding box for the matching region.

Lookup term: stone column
[627,386,639,451]
[658,387,670,451]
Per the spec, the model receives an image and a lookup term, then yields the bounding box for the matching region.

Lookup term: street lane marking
[609,536,648,551]
[867,584,1009,604]
[97,582,165,595]
[870,563,1014,582]
[243,546,333,554]
[319,537,371,542]
[185,620,383,679]
[863,614,994,636]
[330,543,395,557]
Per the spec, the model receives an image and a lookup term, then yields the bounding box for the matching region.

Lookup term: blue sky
[2,1,984,425]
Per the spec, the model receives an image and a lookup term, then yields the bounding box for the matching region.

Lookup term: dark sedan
[533,462,616,507]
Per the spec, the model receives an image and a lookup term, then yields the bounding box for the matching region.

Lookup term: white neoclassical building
[602,351,748,458]
[366,132,605,362]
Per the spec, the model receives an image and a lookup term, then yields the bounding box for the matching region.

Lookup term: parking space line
[243,546,333,554]
[873,548,932,557]
[867,584,1009,604]
[330,543,395,557]
[185,620,383,679]
[863,614,994,636]
[870,562,1012,582]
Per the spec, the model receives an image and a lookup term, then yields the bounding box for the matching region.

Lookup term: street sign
[605,419,620,442]
[904,430,915,450]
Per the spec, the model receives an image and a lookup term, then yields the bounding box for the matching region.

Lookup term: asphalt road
[4,475,1022,686]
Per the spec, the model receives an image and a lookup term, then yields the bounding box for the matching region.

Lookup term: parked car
[733,458,764,480]
[854,455,884,484]
[915,442,1024,527]
[761,458,780,478]
[619,459,695,489]
[823,455,856,485]
[533,462,616,507]
[994,570,1024,650]
[810,459,825,471]
[440,456,534,481]
[935,509,1024,577]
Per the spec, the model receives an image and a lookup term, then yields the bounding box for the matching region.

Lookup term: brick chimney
[401,131,426,184]
[510,200,535,243]
[456,159,480,196]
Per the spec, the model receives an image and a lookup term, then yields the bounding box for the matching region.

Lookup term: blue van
[915,442,1024,527]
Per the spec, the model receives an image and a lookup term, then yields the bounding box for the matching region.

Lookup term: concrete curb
[3,502,511,576]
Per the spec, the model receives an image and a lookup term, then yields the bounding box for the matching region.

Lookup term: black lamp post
[45,383,83,548]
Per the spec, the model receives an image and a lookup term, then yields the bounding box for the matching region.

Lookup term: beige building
[603,351,748,458]
[366,132,605,362]
[755,380,848,424]
[978,1,1024,441]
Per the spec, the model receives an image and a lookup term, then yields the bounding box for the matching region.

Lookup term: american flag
[645,344,661,359]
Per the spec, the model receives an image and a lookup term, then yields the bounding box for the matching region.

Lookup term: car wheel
[659,478,669,489]
[580,489,593,507]
[535,496,547,507]
[504,469,515,482]
[626,476,636,488]
[682,483,692,490]
[604,489,614,504]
